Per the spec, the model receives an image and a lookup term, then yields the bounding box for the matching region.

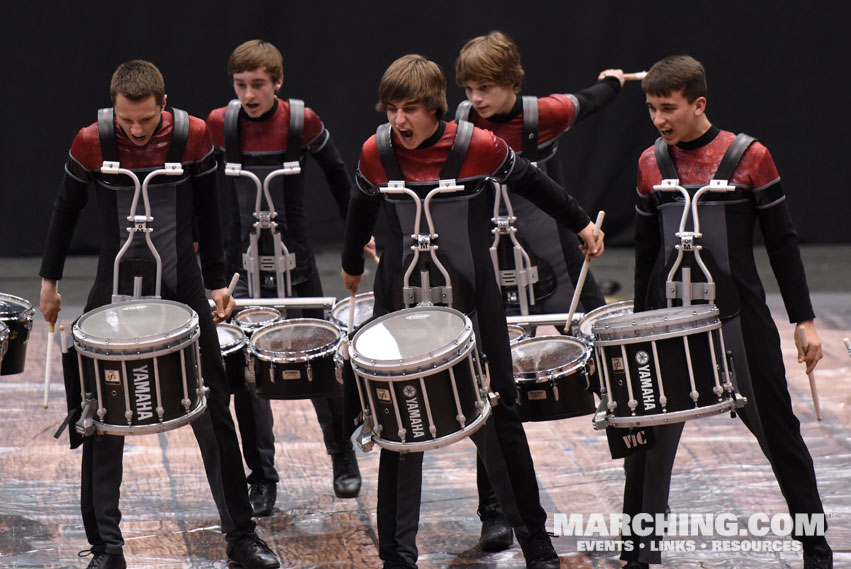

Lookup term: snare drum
[217,323,247,393]
[249,318,344,399]
[73,300,206,436]
[512,336,594,421]
[507,324,528,345]
[0,293,35,375]
[234,306,284,336]
[330,292,375,333]
[577,300,634,393]
[349,306,491,453]
[591,304,743,429]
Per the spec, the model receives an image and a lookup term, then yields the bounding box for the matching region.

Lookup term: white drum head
[512,336,589,377]
[578,300,633,340]
[235,307,282,330]
[217,323,245,353]
[74,300,198,353]
[250,319,341,362]
[593,304,720,344]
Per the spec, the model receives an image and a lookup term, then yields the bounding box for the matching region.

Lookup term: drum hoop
[234,307,283,332]
[349,306,474,372]
[0,293,35,321]
[330,292,375,325]
[91,395,207,436]
[351,335,476,379]
[594,320,719,346]
[512,336,591,381]
[595,393,745,429]
[217,323,247,355]
[73,300,199,350]
[248,318,343,363]
[75,327,200,360]
[578,300,634,338]
[369,399,491,453]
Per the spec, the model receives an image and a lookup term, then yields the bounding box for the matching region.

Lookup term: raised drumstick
[220,272,240,314]
[564,211,605,333]
[599,71,646,81]
[796,325,822,421]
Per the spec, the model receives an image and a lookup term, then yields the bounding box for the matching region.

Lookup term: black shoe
[249,482,277,517]
[623,562,649,569]
[519,532,559,569]
[804,542,833,569]
[227,532,280,569]
[478,506,513,552]
[383,562,418,569]
[79,550,126,569]
[331,448,361,498]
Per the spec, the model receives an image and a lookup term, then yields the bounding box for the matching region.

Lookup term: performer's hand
[39,278,61,326]
[211,288,235,324]
[578,222,605,258]
[795,320,823,374]
[363,236,379,263]
[341,269,363,295]
[598,68,625,87]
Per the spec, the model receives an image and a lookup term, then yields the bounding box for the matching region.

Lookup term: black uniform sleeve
[308,129,352,221]
[756,182,815,323]
[572,77,621,123]
[633,194,660,312]
[193,155,227,290]
[39,161,91,281]
[500,152,591,233]
[341,172,383,276]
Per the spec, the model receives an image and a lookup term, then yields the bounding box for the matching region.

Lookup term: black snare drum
[217,323,247,393]
[512,336,594,421]
[330,292,375,333]
[0,293,34,375]
[349,306,491,453]
[73,300,206,436]
[234,306,284,336]
[577,300,634,393]
[249,319,344,399]
[591,304,744,428]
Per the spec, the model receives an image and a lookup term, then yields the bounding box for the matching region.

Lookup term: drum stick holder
[225,162,300,299]
[380,180,463,308]
[489,182,539,315]
[102,161,184,303]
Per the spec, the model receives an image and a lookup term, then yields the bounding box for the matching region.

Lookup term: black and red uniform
[40,110,255,556]
[622,126,827,564]
[206,97,354,489]
[343,120,591,567]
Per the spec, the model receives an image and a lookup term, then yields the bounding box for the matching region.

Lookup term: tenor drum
[234,306,284,336]
[591,304,744,429]
[249,318,344,399]
[577,300,634,393]
[73,300,205,436]
[0,293,35,375]
[512,336,594,421]
[217,323,247,393]
[330,292,375,333]
[349,306,491,453]
[507,324,528,345]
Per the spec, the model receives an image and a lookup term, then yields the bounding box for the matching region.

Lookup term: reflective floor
[1,249,849,568]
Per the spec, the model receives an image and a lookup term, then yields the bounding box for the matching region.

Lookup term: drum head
[0,293,34,319]
[250,319,341,361]
[593,304,720,343]
[74,300,198,350]
[507,325,527,345]
[578,300,633,340]
[512,336,589,378]
[235,307,282,330]
[217,323,245,353]
[331,292,375,330]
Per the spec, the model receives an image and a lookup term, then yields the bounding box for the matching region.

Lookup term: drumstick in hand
[564,211,605,333]
[43,321,55,409]
[59,324,67,353]
[795,325,822,421]
[599,71,646,81]
[222,272,240,309]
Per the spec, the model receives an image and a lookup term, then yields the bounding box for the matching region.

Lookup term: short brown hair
[228,39,284,84]
[455,31,524,93]
[110,60,165,105]
[376,54,448,118]
[642,55,707,103]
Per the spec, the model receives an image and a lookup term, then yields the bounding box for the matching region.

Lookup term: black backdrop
[2,0,849,258]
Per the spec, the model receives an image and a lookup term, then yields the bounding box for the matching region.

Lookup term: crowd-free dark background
[2,0,849,258]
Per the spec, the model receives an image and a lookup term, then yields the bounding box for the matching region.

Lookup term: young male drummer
[39,60,279,569]
[206,39,366,514]
[341,54,604,569]
[622,54,831,569]
[454,30,624,551]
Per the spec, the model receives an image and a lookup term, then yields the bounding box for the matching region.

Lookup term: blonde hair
[455,31,524,93]
[228,39,284,84]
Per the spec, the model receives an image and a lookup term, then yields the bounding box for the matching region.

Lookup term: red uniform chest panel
[206,98,323,153]
[472,93,575,150]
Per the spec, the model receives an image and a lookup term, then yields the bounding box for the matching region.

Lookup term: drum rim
[73,299,199,352]
[577,300,634,339]
[593,304,720,343]
[349,306,474,372]
[594,392,746,429]
[512,335,591,381]
[234,306,284,332]
[248,318,343,363]
[88,394,207,435]
[217,322,246,355]
[368,399,491,453]
[0,292,35,320]
[330,291,375,327]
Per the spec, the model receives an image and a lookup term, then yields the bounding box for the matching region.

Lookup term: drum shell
[576,300,634,394]
[0,293,34,375]
[330,292,375,333]
[0,322,9,366]
[217,323,247,394]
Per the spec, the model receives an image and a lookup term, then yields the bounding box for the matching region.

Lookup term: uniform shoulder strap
[713,133,756,181]
[97,107,118,163]
[521,96,539,161]
[439,120,474,180]
[375,123,404,181]
[223,99,242,164]
[455,100,472,123]
[286,98,304,162]
[166,108,189,163]
[653,137,678,180]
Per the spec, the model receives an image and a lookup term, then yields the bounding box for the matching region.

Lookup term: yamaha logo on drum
[402,384,426,439]
[131,363,154,420]
[635,351,650,365]
[402,385,417,398]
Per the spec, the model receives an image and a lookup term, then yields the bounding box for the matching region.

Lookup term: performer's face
[386,100,439,150]
[645,90,707,145]
[462,81,516,118]
[114,94,165,147]
[233,68,281,118]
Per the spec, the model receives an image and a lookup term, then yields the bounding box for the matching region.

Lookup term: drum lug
[181,397,192,411]
[487,390,500,407]
[357,416,375,452]
[75,398,97,437]
[551,380,559,402]
[307,362,313,383]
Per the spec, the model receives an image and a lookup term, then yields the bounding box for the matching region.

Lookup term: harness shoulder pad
[97,107,118,163]
[166,108,189,163]
[653,137,678,181]
[521,96,539,161]
[455,100,472,123]
[286,98,304,162]
[713,133,756,182]
[375,123,404,181]
[439,120,474,180]
[223,99,242,164]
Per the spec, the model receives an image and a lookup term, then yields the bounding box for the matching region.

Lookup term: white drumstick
[347,294,357,341]
[43,321,55,409]
[218,272,240,319]
[564,211,605,333]
[599,71,647,81]
[795,325,821,421]
[59,324,68,353]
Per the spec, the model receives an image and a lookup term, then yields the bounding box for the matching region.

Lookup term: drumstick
[43,321,55,409]
[599,71,647,81]
[795,325,821,421]
[563,211,605,334]
[59,324,67,353]
[347,293,357,339]
[844,337,851,359]
[220,272,240,315]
